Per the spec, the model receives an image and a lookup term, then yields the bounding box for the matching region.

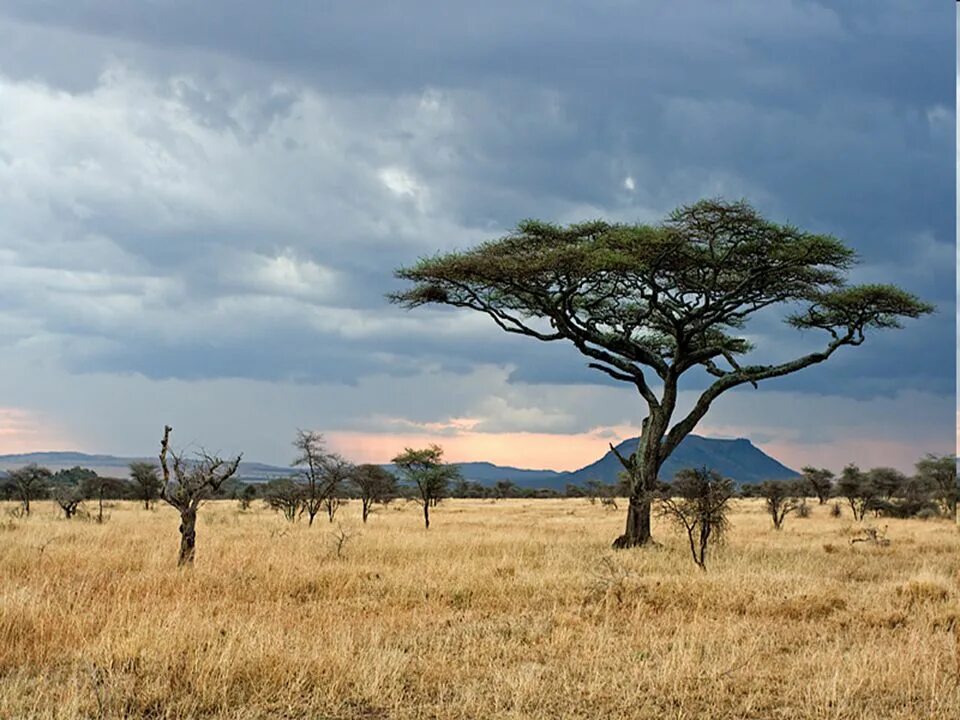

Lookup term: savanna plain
[1,498,958,720]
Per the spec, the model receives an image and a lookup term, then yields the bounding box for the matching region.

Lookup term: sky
[0,1,954,473]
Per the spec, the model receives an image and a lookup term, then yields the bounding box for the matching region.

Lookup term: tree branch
[660,333,854,461]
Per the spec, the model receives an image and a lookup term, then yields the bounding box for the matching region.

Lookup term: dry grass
[0,498,957,719]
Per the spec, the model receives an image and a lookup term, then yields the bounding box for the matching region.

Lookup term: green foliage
[6,464,53,514]
[352,464,398,520]
[262,478,304,521]
[52,484,85,519]
[914,453,957,516]
[392,445,462,528]
[835,464,875,521]
[758,479,805,530]
[800,466,834,504]
[392,199,930,384]
[53,466,99,486]
[240,483,258,505]
[129,461,162,508]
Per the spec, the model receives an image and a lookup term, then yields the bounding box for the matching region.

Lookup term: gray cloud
[0,1,952,466]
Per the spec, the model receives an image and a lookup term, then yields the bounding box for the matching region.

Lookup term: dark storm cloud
[0,0,952,404]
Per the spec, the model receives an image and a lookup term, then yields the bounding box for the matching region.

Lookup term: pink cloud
[326,424,644,471]
[0,408,71,455]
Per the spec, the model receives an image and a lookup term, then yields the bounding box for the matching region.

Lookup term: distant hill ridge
[0,435,798,488]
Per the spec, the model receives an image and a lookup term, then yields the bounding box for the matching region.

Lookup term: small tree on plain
[867,467,906,504]
[352,464,397,522]
[262,478,304,521]
[655,466,734,570]
[52,484,84,519]
[7,464,52,516]
[238,483,258,511]
[759,480,804,530]
[129,461,162,510]
[320,453,354,523]
[80,474,127,524]
[392,445,462,529]
[291,429,328,526]
[800,467,834,505]
[914,454,957,521]
[836,464,875,521]
[158,425,242,566]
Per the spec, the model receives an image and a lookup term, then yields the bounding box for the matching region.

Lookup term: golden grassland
[0,498,957,720]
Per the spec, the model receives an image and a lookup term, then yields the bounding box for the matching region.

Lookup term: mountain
[382,461,564,489]
[0,435,797,488]
[562,435,798,487]
[0,452,291,482]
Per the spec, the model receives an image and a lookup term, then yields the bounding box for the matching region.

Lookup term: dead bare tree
[158,425,242,566]
[329,524,352,559]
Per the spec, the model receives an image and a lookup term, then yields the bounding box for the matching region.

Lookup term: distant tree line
[737,455,956,523]
[1,464,145,520]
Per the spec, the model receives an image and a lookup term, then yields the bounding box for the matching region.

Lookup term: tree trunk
[144,498,150,511]
[97,491,104,524]
[614,494,652,548]
[308,510,316,526]
[612,426,659,548]
[178,508,197,566]
[423,501,430,529]
[362,500,370,523]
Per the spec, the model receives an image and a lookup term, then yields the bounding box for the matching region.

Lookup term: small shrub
[796,501,811,519]
[656,467,734,570]
[830,502,842,518]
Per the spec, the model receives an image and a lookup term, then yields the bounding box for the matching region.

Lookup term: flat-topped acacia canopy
[390,199,933,547]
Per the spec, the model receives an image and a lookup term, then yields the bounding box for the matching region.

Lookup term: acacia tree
[836,464,875,521]
[392,199,932,547]
[392,445,461,529]
[759,480,804,530]
[7,464,52,516]
[158,425,242,566]
[129,461,162,510]
[914,454,957,521]
[867,467,906,504]
[52,484,84,519]
[263,478,304,521]
[80,473,127,524]
[352,463,397,522]
[801,467,834,505]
